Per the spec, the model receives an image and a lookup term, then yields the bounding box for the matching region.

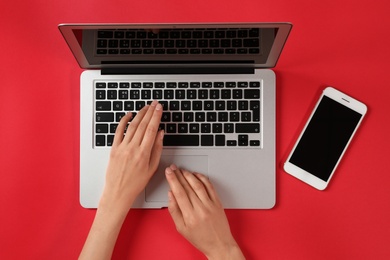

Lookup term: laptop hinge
[101,67,255,75]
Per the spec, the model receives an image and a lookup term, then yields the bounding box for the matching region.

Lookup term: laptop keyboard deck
[94,80,262,148]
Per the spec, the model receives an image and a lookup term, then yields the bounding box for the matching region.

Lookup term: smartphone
[284,87,367,190]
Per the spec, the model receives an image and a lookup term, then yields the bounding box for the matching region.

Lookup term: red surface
[1,0,390,259]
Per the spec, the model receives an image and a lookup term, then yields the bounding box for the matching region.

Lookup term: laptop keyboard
[94,80,261,148]
[96,28,260,55]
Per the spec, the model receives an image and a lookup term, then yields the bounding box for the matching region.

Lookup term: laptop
[59,23,292,209]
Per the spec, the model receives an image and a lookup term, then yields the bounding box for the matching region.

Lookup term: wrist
[206,241,245,260]
[98,187,136,215]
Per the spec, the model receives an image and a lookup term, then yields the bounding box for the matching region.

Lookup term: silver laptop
[59,23,292,209]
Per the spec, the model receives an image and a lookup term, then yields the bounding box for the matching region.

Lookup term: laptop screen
[59,23,292,69]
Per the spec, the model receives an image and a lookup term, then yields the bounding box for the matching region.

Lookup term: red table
[1,0,389,259]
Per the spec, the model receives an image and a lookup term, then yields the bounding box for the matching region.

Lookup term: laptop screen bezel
[58,23,292,70]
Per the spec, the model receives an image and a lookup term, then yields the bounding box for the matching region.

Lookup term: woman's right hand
[165,164,245,260]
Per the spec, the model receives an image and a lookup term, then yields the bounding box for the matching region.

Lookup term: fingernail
[151,100,158,107]
[165,167,173,175]
[170,164,177,170]
[156,103,162,110]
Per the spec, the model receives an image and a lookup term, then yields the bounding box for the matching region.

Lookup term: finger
[170,165,195,204]
[165,166,193,215]
[148,129,164,172]
[112,112,132,146]
[131,100,159,145]
[140,102,163,152]
[167,190,185,231]
[195,173,222,205]
[123,104,149,142]
[182,170,211,206]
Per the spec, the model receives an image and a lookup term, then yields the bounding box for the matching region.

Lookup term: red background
[1,0,390,259]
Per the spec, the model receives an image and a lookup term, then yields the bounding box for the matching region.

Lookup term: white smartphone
[284,87,367,190]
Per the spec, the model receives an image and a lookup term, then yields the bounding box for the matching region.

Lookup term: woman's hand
[165,165,245,260]
[79,101,164,260]
[101,100,164,211]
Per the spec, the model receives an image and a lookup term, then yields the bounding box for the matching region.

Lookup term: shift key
[236,123,260,133]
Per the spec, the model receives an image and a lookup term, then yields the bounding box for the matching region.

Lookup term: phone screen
[289,96,363,181]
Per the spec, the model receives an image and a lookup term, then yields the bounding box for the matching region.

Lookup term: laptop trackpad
[145,155,209,202]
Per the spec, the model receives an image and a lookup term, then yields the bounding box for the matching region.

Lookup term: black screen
[289,96,362,181]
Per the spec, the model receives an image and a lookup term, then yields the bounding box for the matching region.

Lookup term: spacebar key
[163,135,200,146]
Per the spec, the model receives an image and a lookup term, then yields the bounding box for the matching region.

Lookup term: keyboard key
[215,135,225,146]
[224,123,234,133]
[201,135,213,146]
[119,82,130,88]
[153,90,163,99]
[193,101,202,110]
[96,101,111,111]
[244,89,260,99]
[187,90,197,99]
[212,123,223,133]
[96,82,106,88]
[167,82,177,88]
[241,112,251,122]
[195,112,205,122]
[181,101,191,110]
[250,101,260,121]
[238,82,248,88]
[236,123,260,133]
[243,39,259,47]
[110,124,118,133]
[96,124,109,133]
[172,112,182,122]
[130,90,140,99]
[175,90,185,99]
[183,112,194,122]
[96,90,106,99]
[135,101,145,110]
[164,90,174,99]
[116,112,126,122]
[230,112,240,122]
[238,135,249,146]
[124,101,134,110]
[108,82,118,88]
[161,112,171,122]
[169,101,180,110]
[227,140,237,146]
[119,90,128,99]
[107,135,114,146]
[201,123,211,133]
[113,101,123,111]
[166,124,176,133]
[164,135,200,146]
[98,31,113,38]
[250,140,260,146]
[250,82,260,88]
[226,82,236,88]
[207,112,217,122]
[218,112,228,122]
[189,123,200,133]
[96,135,105,146]
[107,90,117,99]
[178,124,188,133]
[96,113,114,122]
